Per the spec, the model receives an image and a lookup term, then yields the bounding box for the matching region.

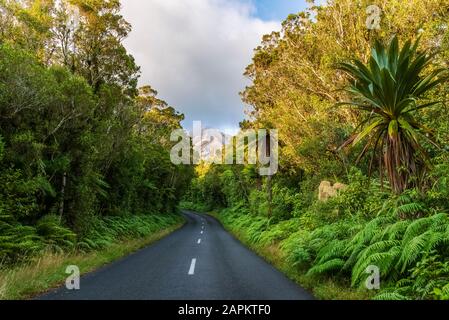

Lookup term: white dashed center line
[200,230,203,234]
[197,238,201,244]
[188,258,197,275]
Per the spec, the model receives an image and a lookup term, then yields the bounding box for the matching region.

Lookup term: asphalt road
[39,211,314,300]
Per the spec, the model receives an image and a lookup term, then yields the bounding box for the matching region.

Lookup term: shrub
[78,214,181,251]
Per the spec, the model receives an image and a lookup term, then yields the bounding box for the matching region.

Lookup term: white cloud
[120,0,279,132]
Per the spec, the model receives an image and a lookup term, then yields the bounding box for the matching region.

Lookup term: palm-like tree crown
[338,36,447,193]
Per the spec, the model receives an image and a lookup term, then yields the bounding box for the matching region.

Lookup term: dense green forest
[3,0,449,301]
[182,0,449,300]
[0,0,193,270]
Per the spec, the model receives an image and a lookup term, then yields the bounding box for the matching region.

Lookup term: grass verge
[208,211,373,300]
[0,221,184,300]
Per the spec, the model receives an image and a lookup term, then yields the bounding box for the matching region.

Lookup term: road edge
[202,211,316,299]
[206,210,376,300]
[1,217,186,300]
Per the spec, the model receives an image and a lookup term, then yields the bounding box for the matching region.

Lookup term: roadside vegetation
[3,0,449,301]
[0,215,184,300]
[0,0,192,294]
[182,0,449,300]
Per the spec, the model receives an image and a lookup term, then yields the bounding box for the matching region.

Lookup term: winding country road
[39,211,313,300]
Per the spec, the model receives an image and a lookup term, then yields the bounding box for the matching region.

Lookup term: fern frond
[307,258,345,276]
[316,239,349,264]
[398,231,432,273]
[402,217,433,244]
[373,292,409,300]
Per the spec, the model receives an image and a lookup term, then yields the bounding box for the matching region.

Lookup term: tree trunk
[59,172,67,222]
[265,133,273,219]
[267,175,272,219]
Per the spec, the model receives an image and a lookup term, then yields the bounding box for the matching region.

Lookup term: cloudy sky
[120,0,309,134]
